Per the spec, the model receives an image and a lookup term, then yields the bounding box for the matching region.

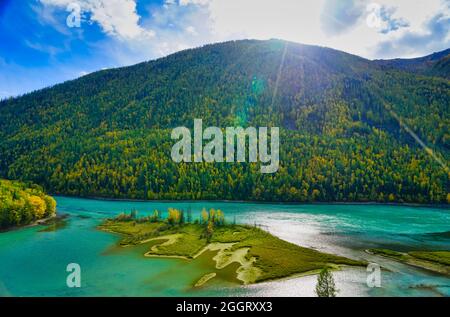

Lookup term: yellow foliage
[44,196,57,216]
[209,208,215,221]
[28,195,46,219]
[388,193,395,202]
[215,209,225,225]
[167,208,181,224]
[201,208,208,223]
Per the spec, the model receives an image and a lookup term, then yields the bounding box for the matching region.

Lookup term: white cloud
[207,0,326,43]
[201,0,449,59]
[374,10,450,58]
[125,1,216,60]
[5,0,450,99]
[24,39,66,56]
[40,0,155,40]
[185,25,198,35]
[179,0,210,6]
[39,0,450,60]
[376,0,443,33]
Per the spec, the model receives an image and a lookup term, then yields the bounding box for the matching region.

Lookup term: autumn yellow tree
[167,208,181,225]
[28,196,46,219]
[201,208,208,224]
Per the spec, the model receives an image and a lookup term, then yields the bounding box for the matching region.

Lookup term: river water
[0,197,448,297]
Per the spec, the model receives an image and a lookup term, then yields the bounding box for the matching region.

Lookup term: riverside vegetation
[0,40,448,204]
[0,179,56,229]
[99,208,366,286]
[368,249,450,276]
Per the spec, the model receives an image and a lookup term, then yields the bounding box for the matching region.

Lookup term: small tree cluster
[115,211,134,222]
[199,208,226,242]
[115,209,157,223]
[114,207,225,232]
[200,208,225,226]
[0,180,56,229]
[149,210,159,223]
[167,208,183,225]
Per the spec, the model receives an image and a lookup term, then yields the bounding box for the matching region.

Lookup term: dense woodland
[0,40,448,204]
[0,179,56,229]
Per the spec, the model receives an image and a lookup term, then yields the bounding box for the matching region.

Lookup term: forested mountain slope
[374,48,450,79]
[0,39,448,203]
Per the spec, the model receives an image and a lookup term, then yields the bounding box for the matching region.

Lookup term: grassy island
[367,249,450,276]
[99,208,365,286]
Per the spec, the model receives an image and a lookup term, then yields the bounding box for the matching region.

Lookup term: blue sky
[0,0,449,99]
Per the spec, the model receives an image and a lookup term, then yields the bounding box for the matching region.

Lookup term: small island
[99,208,365,286]
[367,249,450,276]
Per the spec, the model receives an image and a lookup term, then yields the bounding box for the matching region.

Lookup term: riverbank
[0,214,61,233]
[98,217,366,286]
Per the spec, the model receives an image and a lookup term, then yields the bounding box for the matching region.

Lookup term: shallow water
[0,197,448,297]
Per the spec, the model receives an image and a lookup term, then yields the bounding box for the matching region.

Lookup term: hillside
[374,48,450,79]
[0,39,448,203]
[0,179,56,229]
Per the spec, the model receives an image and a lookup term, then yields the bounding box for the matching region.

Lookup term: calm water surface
[0,197,448,297]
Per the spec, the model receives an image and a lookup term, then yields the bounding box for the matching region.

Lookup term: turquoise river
[0,197,449,297]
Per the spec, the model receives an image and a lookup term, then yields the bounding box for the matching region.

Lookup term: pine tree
[315,267,338,297]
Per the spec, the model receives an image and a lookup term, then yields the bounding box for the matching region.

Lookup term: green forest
[0,179,56,229]
[0,40,448,204]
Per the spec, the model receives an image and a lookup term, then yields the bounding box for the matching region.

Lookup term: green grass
[98,221,165,245]
[369,248,405,258]
[99,221,208,256]
[369,248,450,266]
[408,251,450,266]
[368,248,450,276]
[151,224,206,257]
[211,226,363,282]
[100,220,366,283]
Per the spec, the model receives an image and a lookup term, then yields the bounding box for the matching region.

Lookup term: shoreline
[0,214,58,233]
[52,194,449,209]
[365,249,450,276]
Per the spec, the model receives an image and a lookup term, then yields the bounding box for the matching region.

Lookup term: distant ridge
[374,48,450,79]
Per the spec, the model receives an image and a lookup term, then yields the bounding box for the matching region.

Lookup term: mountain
[0,39,448,203]
[374,48,450,79]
